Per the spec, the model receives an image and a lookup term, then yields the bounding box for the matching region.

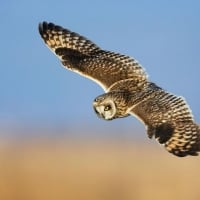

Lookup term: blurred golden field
[0,134,200,200]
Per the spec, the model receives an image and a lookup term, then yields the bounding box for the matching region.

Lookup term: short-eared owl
[39,22,200,157]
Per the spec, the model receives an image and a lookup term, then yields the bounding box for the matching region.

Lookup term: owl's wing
[39,22,147,91]
[129,85,200,157]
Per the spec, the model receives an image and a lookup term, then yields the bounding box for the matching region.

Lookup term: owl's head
[93,92,129,120]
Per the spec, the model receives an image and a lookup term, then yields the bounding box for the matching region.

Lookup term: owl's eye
[104,105,112,111]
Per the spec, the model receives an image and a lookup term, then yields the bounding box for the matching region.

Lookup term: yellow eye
[104,105,111,111]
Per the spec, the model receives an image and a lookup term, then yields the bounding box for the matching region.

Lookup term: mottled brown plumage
[39,22,147,91]
[39,21,200,157]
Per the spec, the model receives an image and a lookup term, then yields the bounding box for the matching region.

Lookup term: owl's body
[39,22,200,157]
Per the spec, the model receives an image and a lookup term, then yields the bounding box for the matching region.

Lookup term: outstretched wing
[129,83,200,157]
[39,22,147,91]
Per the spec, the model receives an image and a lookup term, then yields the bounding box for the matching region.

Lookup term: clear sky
[0,0,200,135]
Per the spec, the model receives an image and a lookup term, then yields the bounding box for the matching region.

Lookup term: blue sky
[0,0,200,135]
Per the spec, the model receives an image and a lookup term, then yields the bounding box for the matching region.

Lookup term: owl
[39,21,200,157]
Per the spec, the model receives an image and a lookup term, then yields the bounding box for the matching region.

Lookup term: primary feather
[39,22,147,91]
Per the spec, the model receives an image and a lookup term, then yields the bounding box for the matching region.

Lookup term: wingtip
[38,21,48,36]
[38,21,60,36]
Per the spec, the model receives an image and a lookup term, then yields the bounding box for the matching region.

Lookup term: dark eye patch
[104,105,112,111]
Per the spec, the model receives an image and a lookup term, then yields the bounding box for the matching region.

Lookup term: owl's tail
[154,121,200,157]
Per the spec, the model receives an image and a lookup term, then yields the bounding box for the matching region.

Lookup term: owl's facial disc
[93,99,116,120]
